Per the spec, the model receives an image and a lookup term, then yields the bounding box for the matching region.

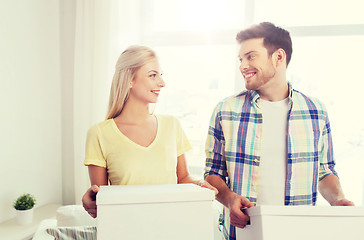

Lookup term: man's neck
[257,78,289,102]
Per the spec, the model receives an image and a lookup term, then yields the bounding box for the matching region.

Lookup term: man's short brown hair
[236,22,293,66]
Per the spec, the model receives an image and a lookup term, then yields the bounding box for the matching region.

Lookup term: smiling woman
[86,45,188,186]
[81,45,218,218]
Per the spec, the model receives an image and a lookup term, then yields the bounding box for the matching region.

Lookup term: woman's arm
[176,154,218,195]
[82,165,108,218]
[176,154,197,184]
[88,165,108,186]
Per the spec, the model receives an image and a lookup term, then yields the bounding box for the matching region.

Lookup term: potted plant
[13,193,36,225]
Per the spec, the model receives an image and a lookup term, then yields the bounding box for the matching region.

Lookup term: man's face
[238,38,276,91]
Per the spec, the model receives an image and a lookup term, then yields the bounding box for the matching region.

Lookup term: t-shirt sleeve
[204,101,228,180]
[84,125,107,168]
[318,104,337,180]
[175,118,192,157]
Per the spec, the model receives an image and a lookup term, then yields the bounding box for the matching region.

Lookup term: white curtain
[72,0,142,204]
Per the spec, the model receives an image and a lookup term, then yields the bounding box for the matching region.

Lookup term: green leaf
[13,193,36,210]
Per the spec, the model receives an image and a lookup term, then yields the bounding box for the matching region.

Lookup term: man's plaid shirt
[204,83,337,240]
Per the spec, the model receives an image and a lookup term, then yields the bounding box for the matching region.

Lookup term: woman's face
[129,58,165,104]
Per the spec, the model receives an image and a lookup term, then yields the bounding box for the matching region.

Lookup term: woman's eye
[149,74,157,78]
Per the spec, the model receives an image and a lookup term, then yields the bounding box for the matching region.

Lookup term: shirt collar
[249,82,294,105]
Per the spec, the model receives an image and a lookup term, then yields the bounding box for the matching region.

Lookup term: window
[253,0,364,205]
[154,45,238,176]
[143,0,245,32]
[139,0,245,177]
[289,35,364,205]
[254,0,364,27]
[131,0,364,206]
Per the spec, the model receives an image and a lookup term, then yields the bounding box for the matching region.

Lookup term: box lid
[246,205,364,217]
[97,184,215,205]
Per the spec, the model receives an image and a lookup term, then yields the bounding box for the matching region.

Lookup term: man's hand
[82,185,99,218]
[205,174,254,228]
[228,195,254,229]
[319,174,355,207]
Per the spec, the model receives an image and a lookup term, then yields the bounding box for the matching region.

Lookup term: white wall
[60,0,76,206]
[0,0,62,222]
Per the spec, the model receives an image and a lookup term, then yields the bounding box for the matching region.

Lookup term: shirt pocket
[289,128,321,163]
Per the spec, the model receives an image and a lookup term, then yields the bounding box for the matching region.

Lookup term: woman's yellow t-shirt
[84,115,192,185]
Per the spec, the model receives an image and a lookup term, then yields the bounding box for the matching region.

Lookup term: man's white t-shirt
[256,97,289,205]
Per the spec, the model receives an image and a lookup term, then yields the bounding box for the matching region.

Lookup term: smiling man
[204,22,354,240]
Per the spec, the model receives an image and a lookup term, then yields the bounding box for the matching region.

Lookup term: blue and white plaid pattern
[204,83,337,240]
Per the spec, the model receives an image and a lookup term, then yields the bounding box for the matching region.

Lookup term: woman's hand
[198,180,219,196]
[82,185,100,218]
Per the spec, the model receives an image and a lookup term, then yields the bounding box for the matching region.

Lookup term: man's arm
[317,104,354,206]
[318,174,354,206]
[206,174,253,228]
[205,102,253,228]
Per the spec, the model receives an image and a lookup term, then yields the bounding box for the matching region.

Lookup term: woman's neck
[115,99,151,125]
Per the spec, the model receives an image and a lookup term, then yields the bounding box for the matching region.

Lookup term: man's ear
[273,48,286,67]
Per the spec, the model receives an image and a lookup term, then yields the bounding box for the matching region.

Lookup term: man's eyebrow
[238,50,256,58]
[241,50,257,57]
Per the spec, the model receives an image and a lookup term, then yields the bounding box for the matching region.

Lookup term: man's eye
[247,55,254,60]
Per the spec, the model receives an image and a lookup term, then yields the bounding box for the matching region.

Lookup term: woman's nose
[158,76,166,87]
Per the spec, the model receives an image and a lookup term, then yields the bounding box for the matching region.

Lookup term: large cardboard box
[236,205,364,240]
[97,184,215,240]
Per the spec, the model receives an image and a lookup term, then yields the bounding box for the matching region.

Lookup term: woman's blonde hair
[106,45,157,119]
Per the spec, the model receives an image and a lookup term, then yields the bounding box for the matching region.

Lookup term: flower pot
[16,208,34,225]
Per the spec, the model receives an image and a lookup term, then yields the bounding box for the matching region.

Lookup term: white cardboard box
[97,184,215,240]
[236,205,364,240]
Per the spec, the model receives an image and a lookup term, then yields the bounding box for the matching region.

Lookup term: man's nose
[239,60,249,73]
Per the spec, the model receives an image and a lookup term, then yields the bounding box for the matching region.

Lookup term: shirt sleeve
[204,102,228,180]
[175,117,192,157]
[84,125,107,168]
[319,106,337,180]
